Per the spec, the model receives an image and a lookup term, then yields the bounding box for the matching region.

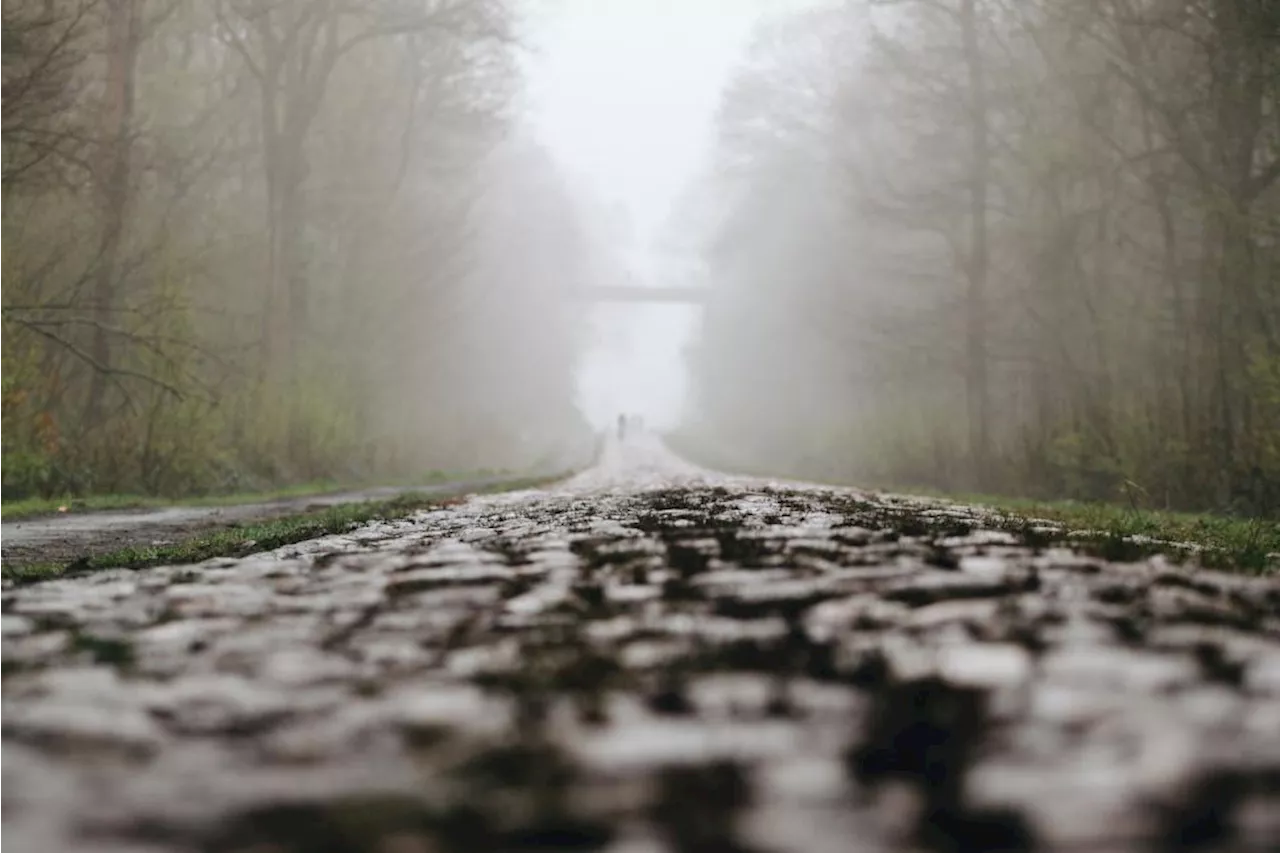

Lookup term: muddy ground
[3,436,1279,852]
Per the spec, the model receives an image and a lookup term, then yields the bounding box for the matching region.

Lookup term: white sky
[520,0,799,430]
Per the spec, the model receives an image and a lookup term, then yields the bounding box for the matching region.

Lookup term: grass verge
[861,483,1277,575]
[2,475,559,584]
[0,470,515,521]
[664,433,1277,576]
[948,495,1280,576]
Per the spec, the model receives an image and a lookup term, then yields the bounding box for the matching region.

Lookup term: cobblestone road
[4,436,1279,852]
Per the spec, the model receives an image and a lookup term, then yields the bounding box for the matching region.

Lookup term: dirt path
[0,476,542,568]
[3,435,1279,852]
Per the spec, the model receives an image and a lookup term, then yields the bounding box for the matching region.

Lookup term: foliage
[2,338,57,495]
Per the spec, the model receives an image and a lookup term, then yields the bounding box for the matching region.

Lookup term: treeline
[680,0,1280,516]
[3,0,596,498]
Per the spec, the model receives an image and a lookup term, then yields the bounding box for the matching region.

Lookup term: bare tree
[213,0,509,380]
[680,0,1279,512]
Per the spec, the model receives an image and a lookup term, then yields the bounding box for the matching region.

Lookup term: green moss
[70,632,135,667]
[959,497,1278,576]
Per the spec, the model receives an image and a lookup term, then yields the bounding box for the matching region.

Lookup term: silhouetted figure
[617,413,627,441]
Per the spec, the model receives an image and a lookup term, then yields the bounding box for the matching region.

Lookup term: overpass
[571,285,709,304]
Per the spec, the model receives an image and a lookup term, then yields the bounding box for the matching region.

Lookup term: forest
[680,0,1280,516]
[6,0,1278,519]
[2,0,599,500]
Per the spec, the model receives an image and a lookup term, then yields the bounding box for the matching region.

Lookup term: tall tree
[84,0,142,425]
[678,0,1280,513]
[213,0,508,379]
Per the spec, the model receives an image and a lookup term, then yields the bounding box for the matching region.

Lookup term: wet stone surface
[4,438,1280,852]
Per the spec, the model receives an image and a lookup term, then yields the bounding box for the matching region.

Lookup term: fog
[4,0,590,493]
[4,0,1278,514]
[672,0,1280,514]
[523,0,769,430]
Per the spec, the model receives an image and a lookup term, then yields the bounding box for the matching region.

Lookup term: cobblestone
[3,437,1278,852]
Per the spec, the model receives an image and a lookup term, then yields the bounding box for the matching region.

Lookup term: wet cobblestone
[4,440,1279,852]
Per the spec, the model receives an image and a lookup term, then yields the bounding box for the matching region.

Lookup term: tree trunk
[960,0,991,485]
[84,0,139,426]
[262,134,306,382]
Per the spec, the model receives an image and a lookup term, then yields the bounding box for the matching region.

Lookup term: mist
[4,0,1278,517]
[3,0,605,496]
[675,0,1280,516]
[7,5,1280,845]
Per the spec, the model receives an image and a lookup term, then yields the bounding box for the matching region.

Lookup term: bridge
[571,285,709,304]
